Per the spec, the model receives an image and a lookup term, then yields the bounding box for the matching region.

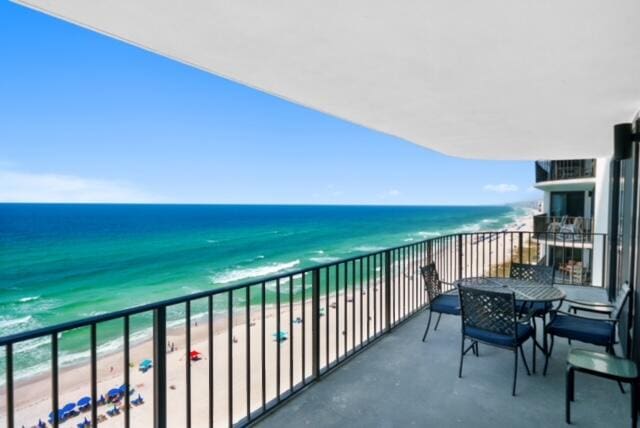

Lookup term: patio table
[454,277,566,303]
[452,276,566,372]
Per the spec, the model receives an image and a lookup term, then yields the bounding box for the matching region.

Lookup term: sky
[0,1,541,206]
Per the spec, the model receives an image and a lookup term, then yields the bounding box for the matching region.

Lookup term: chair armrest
[568,305,614,315]
[563,298,614,315]
[551,309,617,324]
[563,298,613,308]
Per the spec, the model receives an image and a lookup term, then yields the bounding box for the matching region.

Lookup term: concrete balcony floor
[256,286,630,428]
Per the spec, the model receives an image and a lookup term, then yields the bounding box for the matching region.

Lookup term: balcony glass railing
[535,159,596,183]
[0,231,606,427]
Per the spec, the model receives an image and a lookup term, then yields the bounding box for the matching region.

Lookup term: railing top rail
[0,230,605,346]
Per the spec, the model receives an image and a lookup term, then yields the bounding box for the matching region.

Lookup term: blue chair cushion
[465,323,532,347]
[430,294,460,315]
[546,314,615,346]
[516,300,552,316]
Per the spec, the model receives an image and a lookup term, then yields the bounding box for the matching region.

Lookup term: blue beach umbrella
[77,396,91,407]
[62,402,76,413]
[108,388,121,399]
[48,410,65,422]
[119,384,128,394]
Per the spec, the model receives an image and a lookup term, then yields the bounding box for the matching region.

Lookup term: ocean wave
[481,218,499,224]
[403,238,415,242]
[18,295,40,303]
[0,315,33,330]
[211,260,301,285]
[310,256,340,264]
[352,245,386,253]
[417,231,441,238]
[455,222,483,233]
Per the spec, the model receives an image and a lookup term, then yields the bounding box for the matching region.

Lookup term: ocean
[0,203,526,380]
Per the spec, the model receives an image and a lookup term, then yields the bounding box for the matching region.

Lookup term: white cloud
[483,184,519,193]
[0,170,159,203]
[378,188,401,200]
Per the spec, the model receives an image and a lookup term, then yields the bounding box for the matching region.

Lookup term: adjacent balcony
[535,160,596,183]
[533,214,593,236]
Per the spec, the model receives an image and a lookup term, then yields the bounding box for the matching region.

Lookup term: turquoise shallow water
[0,203,524,380]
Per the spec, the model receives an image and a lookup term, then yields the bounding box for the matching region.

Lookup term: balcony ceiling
[14,0,640,160]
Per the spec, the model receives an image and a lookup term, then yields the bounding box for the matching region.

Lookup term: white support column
[591,156,611,286]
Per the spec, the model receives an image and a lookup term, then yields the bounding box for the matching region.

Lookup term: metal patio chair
[421,262,459,342]
[458,285,533,396]
[566,349,639,427]
[544,283,631,377]
[510,262,555,317]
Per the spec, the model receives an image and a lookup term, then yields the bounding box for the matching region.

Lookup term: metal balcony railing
[535,159,596,183]
[0,231,607,428]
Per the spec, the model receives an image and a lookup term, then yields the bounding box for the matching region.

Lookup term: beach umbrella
[48,410,65,421]
[108,388,121,400]
[119,384,128,394]
[77,396,91,407]
[141,359,152,366]
[273,331,288,342]
[62,402,76,413]
[190,350,202,360]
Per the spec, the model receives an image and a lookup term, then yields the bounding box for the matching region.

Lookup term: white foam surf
[211,260,301,285]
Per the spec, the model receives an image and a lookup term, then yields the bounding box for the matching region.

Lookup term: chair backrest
[573,217,585,234]
[421,262,442,302]
[612,282,631,321]
[458,285,517,338]
[510,262,555,284]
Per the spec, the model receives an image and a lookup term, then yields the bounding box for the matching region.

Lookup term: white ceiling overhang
[13,0,640,160]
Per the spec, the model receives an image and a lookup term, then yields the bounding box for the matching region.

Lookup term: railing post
[427,240,433,263]
[518,232,524,263]
[6,343,13,428]
[384,250,391,331]
[457,235,463,280]
[312,268,321,380]
[153,307,167,428]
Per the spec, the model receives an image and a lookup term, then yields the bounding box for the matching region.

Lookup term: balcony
[535,160,596,183]
[255,288,629,428]
[533,214,593,236]
[0,232,611,427]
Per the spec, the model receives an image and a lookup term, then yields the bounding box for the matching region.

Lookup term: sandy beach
[0,212,535,427]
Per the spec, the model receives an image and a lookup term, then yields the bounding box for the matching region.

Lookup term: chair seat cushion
[465,323,532,347]
[546,314,614,346]
[430,294,460,315]
[516,300,552,316]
